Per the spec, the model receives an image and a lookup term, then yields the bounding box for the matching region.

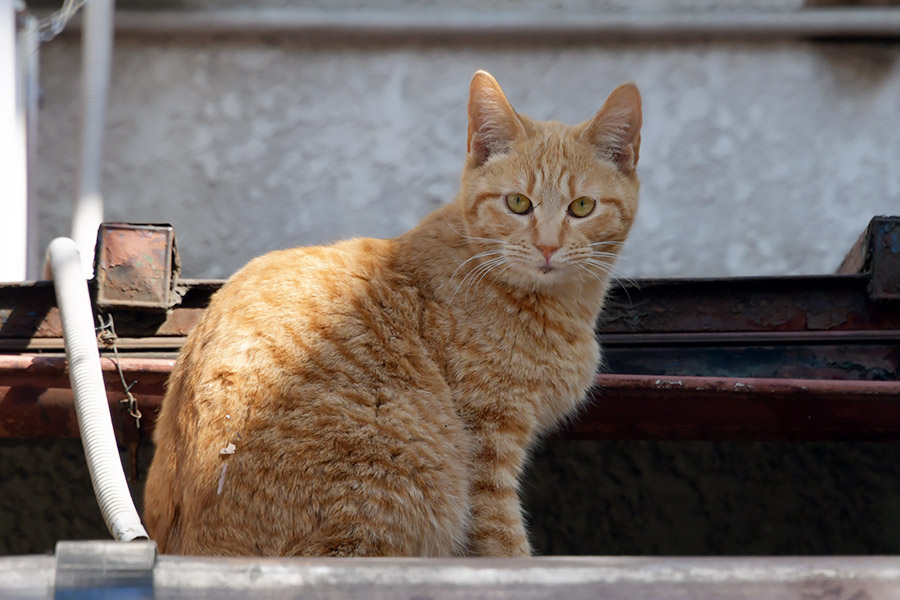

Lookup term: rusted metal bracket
[94,223,181,311]
[837,215,900,302]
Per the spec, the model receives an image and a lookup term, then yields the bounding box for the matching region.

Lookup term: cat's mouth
[538,264,555,274]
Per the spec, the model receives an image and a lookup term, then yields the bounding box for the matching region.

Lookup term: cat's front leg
[467,429,532,557]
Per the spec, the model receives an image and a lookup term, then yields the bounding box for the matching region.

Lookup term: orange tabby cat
[144,70,641,557]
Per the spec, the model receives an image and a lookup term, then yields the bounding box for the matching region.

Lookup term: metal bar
[1,275,895,343]
[7,328,900,352]
[0,355,170,440]
[6,551,900,599]
[50,8,900,41]
[124,554,900,599]
[0,354,174,376]
[0,336,188,351]
[599,329,900,346]
[572,374,900,441]
[3,359,898,441]
[604,343,899,381]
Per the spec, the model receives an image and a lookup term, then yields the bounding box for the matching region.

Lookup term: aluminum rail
[3,541,900,599]
[57,8,900,40]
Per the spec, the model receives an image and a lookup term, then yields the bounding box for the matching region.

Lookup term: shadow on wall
[813,42,900,89]
[2,438,900,556]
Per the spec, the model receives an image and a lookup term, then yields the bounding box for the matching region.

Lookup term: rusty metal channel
[0,218,898,441]
[2,355,899,441]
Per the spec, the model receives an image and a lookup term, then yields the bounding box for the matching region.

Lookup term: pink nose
[536,244,560,262]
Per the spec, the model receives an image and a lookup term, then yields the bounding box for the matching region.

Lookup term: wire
[37,0,90,42]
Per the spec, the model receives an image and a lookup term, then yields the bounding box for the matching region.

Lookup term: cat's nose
[536,244,560,262]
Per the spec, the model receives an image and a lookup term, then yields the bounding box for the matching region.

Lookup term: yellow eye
[505,193,533,215]
[568,196,596,218]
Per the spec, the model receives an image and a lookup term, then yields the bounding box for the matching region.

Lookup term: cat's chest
[442,303,600,425]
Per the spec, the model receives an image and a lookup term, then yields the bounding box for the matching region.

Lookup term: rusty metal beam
[837,216,900,302]
[0,355,170,440]
[2,355,898,441]
[0,275,896,337]
[573,375,900,441]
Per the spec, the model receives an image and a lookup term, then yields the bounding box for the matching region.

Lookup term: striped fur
[144,71,641,557]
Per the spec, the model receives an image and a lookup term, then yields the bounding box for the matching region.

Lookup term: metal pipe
[48,237,148,542]
[72,0,115,278]
[60,8,900,40]
[19,13,40,280]
[6,549,900,598]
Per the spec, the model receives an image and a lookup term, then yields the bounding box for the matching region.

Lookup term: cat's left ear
[579,82,642,173]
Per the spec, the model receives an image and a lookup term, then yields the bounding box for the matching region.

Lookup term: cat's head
[457,70,641,292]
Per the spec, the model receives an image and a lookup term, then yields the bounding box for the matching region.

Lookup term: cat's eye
[505,193,533,215]
[568,196,596,218]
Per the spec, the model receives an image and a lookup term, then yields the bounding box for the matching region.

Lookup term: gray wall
[33,6,900,280]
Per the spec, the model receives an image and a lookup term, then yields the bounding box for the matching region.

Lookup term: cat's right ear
[467,71,525,168]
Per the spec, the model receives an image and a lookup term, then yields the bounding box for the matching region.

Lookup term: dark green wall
[2,439,900,556]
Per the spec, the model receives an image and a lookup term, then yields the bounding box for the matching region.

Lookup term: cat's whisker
[451,256,507,306]
[574,263,607,289]
[450,249,506,281]
[590,250,620,260]
[470,257,508,293]
[460,257,508,310]
[585,256,637,284]
[583,258,637,304]
[464,257,513,309]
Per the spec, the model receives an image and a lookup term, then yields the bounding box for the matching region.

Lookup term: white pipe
[20,14,40,280]
[72,0,115,278]
[60,7,900,40]
[0,0,27,283]
[49,237,148,542]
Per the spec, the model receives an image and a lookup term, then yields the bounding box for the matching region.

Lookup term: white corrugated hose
[49,237,148,542]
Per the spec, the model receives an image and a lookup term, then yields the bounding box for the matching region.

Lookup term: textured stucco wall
[33,34,900,280]
[4,439,900,556]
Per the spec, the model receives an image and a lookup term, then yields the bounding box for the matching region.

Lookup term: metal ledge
[45,8,900,41]
[3,542,900,600]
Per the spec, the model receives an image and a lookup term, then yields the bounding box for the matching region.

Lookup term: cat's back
[219,237,398,315]
[145,237,471,557]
